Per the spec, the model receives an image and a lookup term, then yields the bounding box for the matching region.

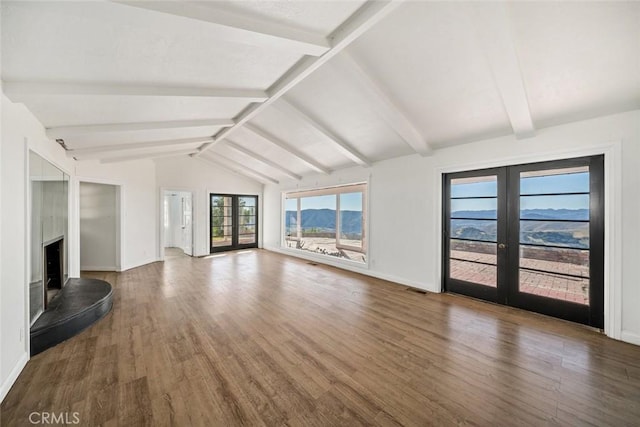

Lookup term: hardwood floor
[3,249,640,426]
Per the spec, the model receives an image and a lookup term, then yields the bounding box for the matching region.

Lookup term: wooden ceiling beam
[331,52,432,156]
[46,118,234,139]
[243,124,331,175]
[225,141,302,180]
[471,3,535,138]
[194,0,404,157]
[275,98,371,167]
[68,137,214,159]
[4,81,267,101]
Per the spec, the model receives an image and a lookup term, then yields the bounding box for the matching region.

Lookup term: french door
[210,194,258,253]
[443,155,604,328]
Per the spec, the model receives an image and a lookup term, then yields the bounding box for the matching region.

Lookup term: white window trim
[281,181,368,265]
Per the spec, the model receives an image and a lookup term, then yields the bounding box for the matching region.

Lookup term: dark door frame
[442,155,605,328]
[209,193,259,253]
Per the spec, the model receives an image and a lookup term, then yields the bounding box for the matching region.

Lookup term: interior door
[443,155,604,328]
[182,193,193,256]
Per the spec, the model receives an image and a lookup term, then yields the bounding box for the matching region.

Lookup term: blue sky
[286,192,363,211]
[452,172,589,211]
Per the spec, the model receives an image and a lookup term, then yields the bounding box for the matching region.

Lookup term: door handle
[498,243,507,249]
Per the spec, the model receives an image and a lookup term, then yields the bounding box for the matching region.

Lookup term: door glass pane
[239,196,256,207]
[451,176,497,198]
[449,174,499,288]
[238,196,257,246]
[211,196,233,248]
[520,167,589,195]
[451,219,497,242]
[520,220,589,249]
[520,195,589,218]
[451,198,497,218]
[239,233,256,245]
[518,168,591,304]
[449,240,497,287]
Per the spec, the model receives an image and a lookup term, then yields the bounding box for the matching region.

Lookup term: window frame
[282,182,368,262]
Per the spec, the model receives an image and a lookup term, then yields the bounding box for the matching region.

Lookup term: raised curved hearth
[30,278,113,356]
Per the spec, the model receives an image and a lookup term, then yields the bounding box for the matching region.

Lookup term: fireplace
[43,237,64,307]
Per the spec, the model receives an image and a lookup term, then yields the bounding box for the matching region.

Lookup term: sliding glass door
[210,194,258,253]
[443,155,604,328]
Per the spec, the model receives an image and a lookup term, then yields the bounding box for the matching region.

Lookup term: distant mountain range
[285,208,362,234]
[452,209,589,221]
[284,208,589,248]
[451,208,589,249]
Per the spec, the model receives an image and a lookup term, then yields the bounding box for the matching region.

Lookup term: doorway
[210,194,258,253]
[443,155,604,328]
[79,182,120,271]
[163,191,194,257]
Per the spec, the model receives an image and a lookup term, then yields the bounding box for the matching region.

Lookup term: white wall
[79,182,117,271]
[0,17,4,400]
[0,95,74,401]
[155,157,263,257]
[264,110,640,344]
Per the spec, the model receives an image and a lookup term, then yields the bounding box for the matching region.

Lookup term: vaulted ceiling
[2,1,639,184]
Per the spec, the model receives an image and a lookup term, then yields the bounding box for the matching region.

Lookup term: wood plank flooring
[2,248,640,426]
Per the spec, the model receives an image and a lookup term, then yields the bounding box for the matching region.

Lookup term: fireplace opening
[44,237,64,307]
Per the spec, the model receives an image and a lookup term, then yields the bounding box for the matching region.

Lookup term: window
[283,183,367,263]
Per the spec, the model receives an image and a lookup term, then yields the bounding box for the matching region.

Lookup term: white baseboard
[80,265,117,272]
[264,246,438,293]
[620,331,640,346]
[0,352,29,403]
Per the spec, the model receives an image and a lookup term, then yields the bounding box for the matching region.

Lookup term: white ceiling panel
[2,1,638,172]
[199,0,367,35]
[348,2,513,146]
[248,107,353,170]
[511,2,640,127]
[215,144,289,181]
[282,59,415,161]
[229,128,315,176]
[17,96,249,128]
[1,1,302,88]
[62,126,225,150]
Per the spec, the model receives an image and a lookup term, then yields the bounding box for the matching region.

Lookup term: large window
[283,183,367,263]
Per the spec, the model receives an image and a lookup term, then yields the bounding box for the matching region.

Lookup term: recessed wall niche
[29,151,69,325]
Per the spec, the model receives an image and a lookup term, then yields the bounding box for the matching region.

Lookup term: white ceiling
[2,1,639,183]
